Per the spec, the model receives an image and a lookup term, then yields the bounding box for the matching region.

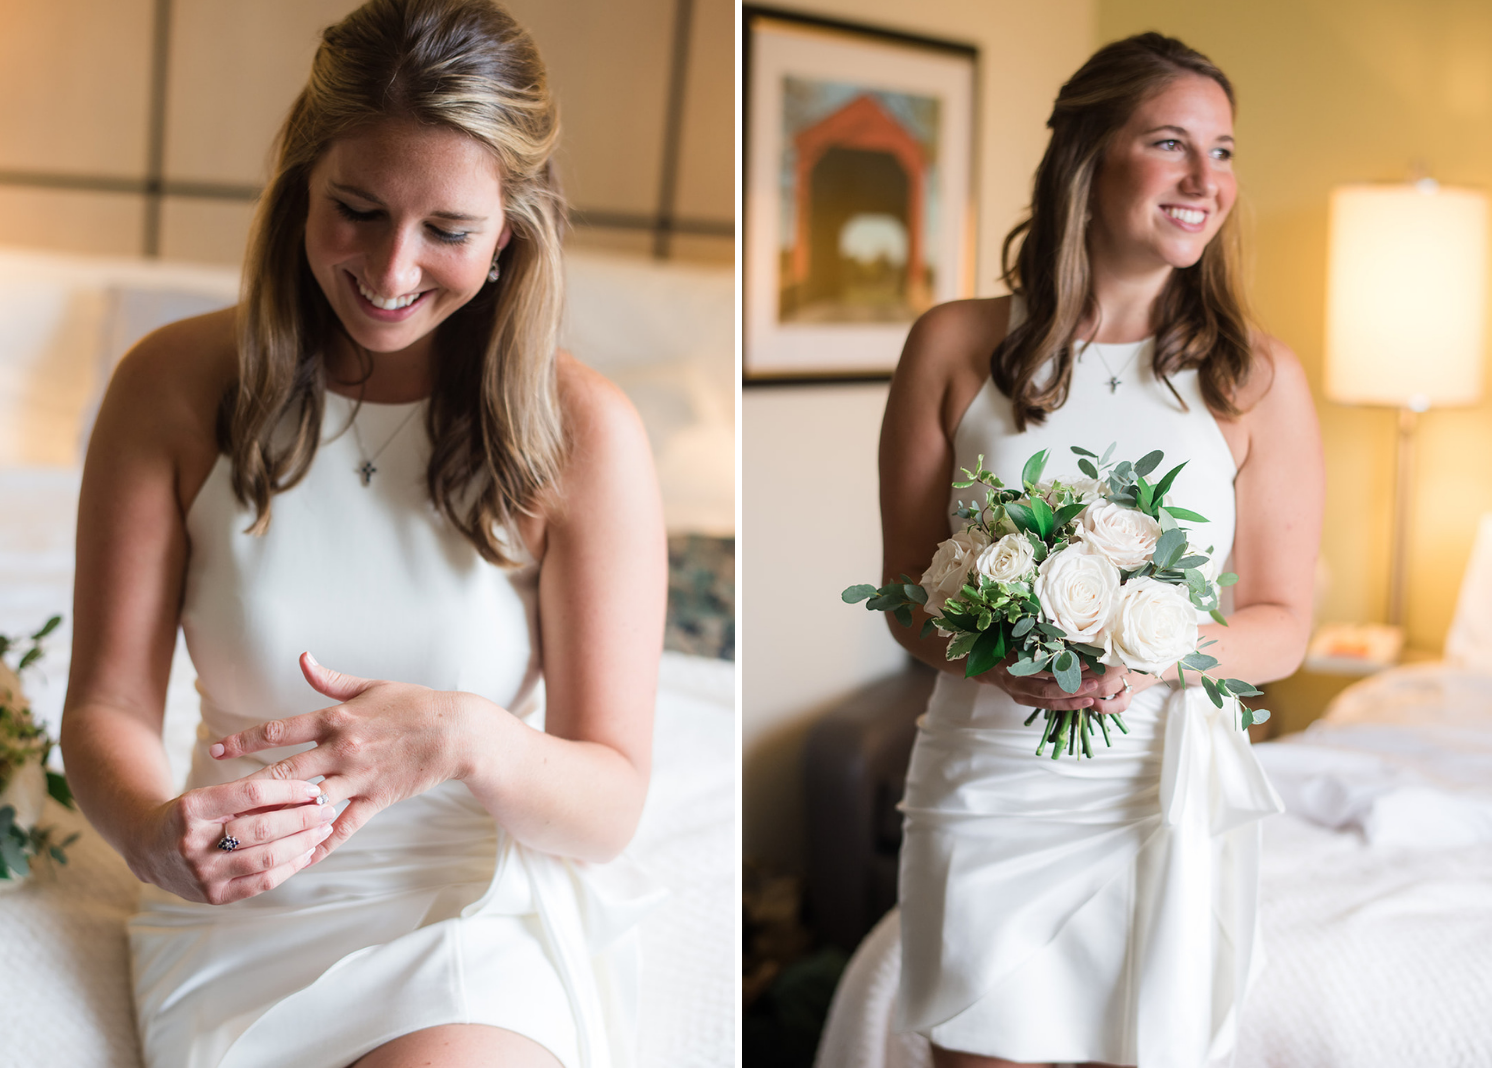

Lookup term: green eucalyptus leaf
[1163,506,1209,523]
[841,584,880,604]
[1202,675,1225,709]
[1181,652,1219,672]
[1077,458,1098,478]
[1008,657,1049,677]
[1251,706,1271,725]
[1069,446,1097,458]
[17,648,41,672]
[920,618,937,640]
[1210,609,1229,627]
[1012,616,1035,637]
[1176,555,1209,570]
[1217,573,1239,587]
[1035,620,1066,639]
[1222,679,1264,697]
[1053,650,1082,694]
[1152,528,1187,568]
[894,605,913,628]
[1134,450,1164,477]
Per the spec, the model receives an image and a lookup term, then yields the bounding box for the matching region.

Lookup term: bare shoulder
[891,295,1010,436]
[1237,330,1314,419]
[897,295,1010,380]
[554,350,648,453]
[96,306,238,454]
[548,352,656,515]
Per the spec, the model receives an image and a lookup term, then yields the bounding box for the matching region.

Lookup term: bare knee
[349,1024,563,1068]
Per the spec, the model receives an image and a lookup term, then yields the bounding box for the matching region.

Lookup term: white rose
[1102,576,1200,675]
[1076,499,1161,570]
[973,533,1037,584]
[1041,475,1108,506]
[918,528,990,617]
[1033,542,1119,648]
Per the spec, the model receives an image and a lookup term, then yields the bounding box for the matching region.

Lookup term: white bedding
[815,663,1493,1068]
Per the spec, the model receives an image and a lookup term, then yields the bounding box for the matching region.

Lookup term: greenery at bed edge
[0,615,78,880]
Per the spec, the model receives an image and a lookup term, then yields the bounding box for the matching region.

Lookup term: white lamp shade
[1324,183,1489,408]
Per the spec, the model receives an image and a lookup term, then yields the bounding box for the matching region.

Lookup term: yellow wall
[1096,0,1492,653]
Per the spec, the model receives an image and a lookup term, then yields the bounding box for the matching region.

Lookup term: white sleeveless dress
[127,394,662,1068]
[895,322,1284,1066]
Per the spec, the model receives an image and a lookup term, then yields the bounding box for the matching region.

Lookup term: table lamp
[1323,180,1488,630]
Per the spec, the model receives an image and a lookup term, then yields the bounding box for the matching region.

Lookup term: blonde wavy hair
[227,0,565,566]
[994,32,1255,430]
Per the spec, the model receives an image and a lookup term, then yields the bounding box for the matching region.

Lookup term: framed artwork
[743,7,978,383]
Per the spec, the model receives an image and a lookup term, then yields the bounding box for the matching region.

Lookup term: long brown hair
[229,0,565,565]
[993,32,1254,430]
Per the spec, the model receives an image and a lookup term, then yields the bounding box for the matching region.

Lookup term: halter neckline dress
[128,393,663,1068]
[895,310,1284,1067]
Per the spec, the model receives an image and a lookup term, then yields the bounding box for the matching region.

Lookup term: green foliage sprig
[0,615,78,880]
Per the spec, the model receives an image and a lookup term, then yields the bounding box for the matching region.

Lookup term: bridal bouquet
[844,446,1268,758]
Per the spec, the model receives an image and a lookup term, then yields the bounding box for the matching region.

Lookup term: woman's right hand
[980,659,1129,712]
[129,778,336,905]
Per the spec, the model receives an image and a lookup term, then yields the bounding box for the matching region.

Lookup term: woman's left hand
[209,652,472,864]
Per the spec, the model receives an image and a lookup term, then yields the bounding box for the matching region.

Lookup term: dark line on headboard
[652,0,694,260]
[142,0,174,257]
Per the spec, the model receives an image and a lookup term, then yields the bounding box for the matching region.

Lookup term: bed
[807,523,1491,1067]
[0,245,736,1068]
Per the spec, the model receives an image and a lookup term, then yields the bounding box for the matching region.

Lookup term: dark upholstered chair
[803,660,935,953]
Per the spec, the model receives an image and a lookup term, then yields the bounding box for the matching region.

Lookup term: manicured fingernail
[319,805,337,822]
[305,651,320,668]
[299,848,315,865]
[303,781,323,797]
[317,824,334,840]
[209,743,225,758]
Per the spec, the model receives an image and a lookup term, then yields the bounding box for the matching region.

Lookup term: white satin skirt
[896,675,1283,1068]
[128,778,664,1068]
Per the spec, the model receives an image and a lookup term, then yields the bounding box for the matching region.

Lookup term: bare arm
[214,356,665,864]
[61,314,332,903]
[457,359,664,860]
[1198,336,1324,684]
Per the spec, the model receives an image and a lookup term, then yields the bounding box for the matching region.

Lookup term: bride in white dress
[59,2,664,1066]
[878,34,1322,1068]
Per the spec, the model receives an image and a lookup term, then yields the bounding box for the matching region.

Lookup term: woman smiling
[60,2,664,1066]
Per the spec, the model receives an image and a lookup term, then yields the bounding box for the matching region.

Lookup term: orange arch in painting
[791,93,926,296]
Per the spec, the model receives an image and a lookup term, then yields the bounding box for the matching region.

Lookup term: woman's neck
[1083,249,1173,344]
[323,332,434,403]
